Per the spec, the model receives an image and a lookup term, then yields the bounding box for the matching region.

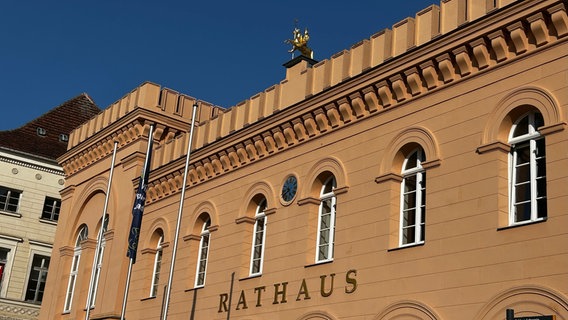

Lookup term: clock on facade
[281,175,298,203]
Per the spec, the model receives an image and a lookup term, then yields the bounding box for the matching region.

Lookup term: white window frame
[88,216,108,308]
[24,253,50,304]
[194,219,211,288]
[399,148,426,247]
[316,176,336,263]
[0,186,22,213]
[64,226,88,313]
[0,235,21,298]
[41,196,61,222]
[150,235,163,297]
[249,199,267,276]
[88,237,105,308]
[24,242,52,303]
[508,111,547,225]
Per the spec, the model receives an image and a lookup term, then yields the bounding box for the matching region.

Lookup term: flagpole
[85,141,118,320]
[162,102,199,320]
[121,124,155,320]
[120,260,133,320]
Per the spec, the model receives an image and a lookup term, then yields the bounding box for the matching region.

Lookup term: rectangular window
[41,197,61,222]
[195,232,210,287]
[508,111,547,225]
[250,216,266,275]
[150,239,163,297]
[0,186,22,213]
[25,254,50,304]
[64,250,80,312]
[0,248,8,292]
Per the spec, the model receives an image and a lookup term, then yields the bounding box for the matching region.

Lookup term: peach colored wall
[40,0,568,319]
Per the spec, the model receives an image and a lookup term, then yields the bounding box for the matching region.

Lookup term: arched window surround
[297,158,348,266]
[375,127,440,250]
[182,202,218,290]
[476,86,564,228]
[63,225,88,313]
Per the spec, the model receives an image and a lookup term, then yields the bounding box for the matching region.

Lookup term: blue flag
[126,127,153,263]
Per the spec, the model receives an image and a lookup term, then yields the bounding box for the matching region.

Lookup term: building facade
[40,0,568,319]
[0,95,100,319]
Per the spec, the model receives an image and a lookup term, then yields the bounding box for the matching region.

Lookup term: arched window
[509,111,547,224]
[195,218,211,288]
[250,198,267,276]
[64,225,88,312]
[400,148,426,246]
[150,233,163,297]
[316,176,336,263]
[88,215,108,308]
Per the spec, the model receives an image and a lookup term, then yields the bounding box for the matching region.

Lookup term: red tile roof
[0,94,101,160]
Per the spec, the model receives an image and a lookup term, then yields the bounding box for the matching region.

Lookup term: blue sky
[0,1,436,130]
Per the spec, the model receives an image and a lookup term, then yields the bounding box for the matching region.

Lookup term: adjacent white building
[0,94,100,319]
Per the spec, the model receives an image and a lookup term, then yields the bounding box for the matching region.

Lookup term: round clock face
[281,175,298,203]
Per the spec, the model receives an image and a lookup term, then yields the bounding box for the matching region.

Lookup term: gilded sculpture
[285,24,313,59]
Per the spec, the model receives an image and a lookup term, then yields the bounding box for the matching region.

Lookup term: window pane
[404,176,417,193]
[514,202,531,222]
[535,138,546,157]
[252,260,261,273]
[25,255,50,304]
[322,177,335,194]
[402,226,415,244]
[42,197,61,221]
[319,229,330,245]
[534,112,544,129]
[536,177,547,198]
[536,158,547,178]
[318,245,329,260]
[404,191,417,210]
[405,151,418,170]
[515,182,531,202]
[513,116,529,137]
[537,198,547,219]
[515,163,530,183]
[403,209,416,227]
[515,144,531,164]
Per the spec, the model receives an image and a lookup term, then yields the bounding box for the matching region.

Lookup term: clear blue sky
[0,1,436,130]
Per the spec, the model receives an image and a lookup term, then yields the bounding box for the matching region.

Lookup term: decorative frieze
[61,2,564,206]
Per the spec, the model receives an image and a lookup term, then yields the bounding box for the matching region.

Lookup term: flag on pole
[127,126,154,263]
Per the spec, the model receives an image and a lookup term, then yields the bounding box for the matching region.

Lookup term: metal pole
[120,124,155,320]
[162,103,199,320]
[120,259,134,320]
[85,141,118,320]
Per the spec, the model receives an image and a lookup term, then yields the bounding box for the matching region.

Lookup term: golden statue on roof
[285,22,313,59]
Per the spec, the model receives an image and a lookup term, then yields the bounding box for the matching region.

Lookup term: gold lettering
[218,293,229,313]
[296,278,311,301]
[345,269,357,294]
[236,290,248,310]
[273,282,288,304]
[254,286,265,307]
[320,273,335,297]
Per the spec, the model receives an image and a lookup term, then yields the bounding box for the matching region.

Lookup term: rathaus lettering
[218,269,357,313]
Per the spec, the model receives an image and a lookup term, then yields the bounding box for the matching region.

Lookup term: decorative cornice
[0,155,64,175]
[142,1,567,206]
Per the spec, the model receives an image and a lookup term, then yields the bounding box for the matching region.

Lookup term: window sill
[497,218,547,231]
[39,218,58,226]
[304,259,333,268]
[140,296,156,302]
[185,286,203,292]
[388,242,425,252]
[0,210,21,218]
[239,274,262,282]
